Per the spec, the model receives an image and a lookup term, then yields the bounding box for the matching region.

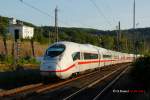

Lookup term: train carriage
[40,41,135,79]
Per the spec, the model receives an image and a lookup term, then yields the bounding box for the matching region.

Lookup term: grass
[0,55,42,89]
[0,38,47,89]
[0,54,41,72]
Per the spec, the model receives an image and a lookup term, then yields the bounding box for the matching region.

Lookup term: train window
[103,55,112,59]
[46,44,65,58]
[91,54,98,59]
[72,52,80,61]
[84,53,98,60]
[84,53,91,60]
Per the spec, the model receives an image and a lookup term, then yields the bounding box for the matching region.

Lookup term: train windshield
[45,44,66,58]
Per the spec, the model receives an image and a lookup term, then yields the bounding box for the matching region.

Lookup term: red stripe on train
[78,60,114,64]
[44,59,116,72]
[47,64,76,72]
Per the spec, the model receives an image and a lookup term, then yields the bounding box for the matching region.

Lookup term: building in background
[9,18,34,39]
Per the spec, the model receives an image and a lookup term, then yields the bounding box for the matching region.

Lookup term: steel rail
[63,64,129,100]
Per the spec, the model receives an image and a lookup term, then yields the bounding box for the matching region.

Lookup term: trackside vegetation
[0,54,40,71]
[0,16,150,72]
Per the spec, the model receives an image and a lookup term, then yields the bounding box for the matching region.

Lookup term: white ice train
[40,41,135,79]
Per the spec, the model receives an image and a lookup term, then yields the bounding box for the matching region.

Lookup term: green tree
[100,35,114,49]
[0,16,8,56]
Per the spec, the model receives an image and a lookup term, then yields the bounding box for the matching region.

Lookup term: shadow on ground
[0,68,42,90]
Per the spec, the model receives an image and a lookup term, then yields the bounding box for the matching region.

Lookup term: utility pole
[49,29,51,44]
[55,6,58,42]
[118,21,121,51]
[133,0,137,59]
[133,0,135,29]
[116,21,121,51]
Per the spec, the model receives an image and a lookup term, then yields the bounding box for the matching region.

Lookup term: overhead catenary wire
[19,0,70,26]
[19,0,99,29]
[19,0,93,42]
[104,0,116,23]
[58,10,93,28]
[89,0,112,28]
[19,0,113,29]
[19,0,51,17]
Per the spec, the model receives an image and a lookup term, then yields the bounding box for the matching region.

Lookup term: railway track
[93,66,129,100]
[0,63,130,100]
[63,64,129,100]
[27,63,130,100]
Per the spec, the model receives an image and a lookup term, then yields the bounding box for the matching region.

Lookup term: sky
[0,0,150,30]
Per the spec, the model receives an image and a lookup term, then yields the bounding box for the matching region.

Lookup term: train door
[82,52,91,71]
[72,52,80,73]
[101,52,105,67]
[98,50,101,68]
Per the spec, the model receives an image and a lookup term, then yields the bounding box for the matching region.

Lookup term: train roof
[55,41,107,52]
[52,41,133,55]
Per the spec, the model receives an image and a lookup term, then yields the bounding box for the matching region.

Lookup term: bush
[0,54,14,64]
[6,56,14,64]
[18,56,40,65]
[0,54,40,71]
[0,53,6,63]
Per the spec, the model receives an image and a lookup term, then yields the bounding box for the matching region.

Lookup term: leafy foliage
[0,15,150,55]
[0,54,13,64]
[18,56,40,65]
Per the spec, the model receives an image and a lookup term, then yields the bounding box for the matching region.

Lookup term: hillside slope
[0,15,150,55]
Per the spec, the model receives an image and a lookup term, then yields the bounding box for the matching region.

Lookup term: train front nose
[40,61,60,77]
[40,43,66,78]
